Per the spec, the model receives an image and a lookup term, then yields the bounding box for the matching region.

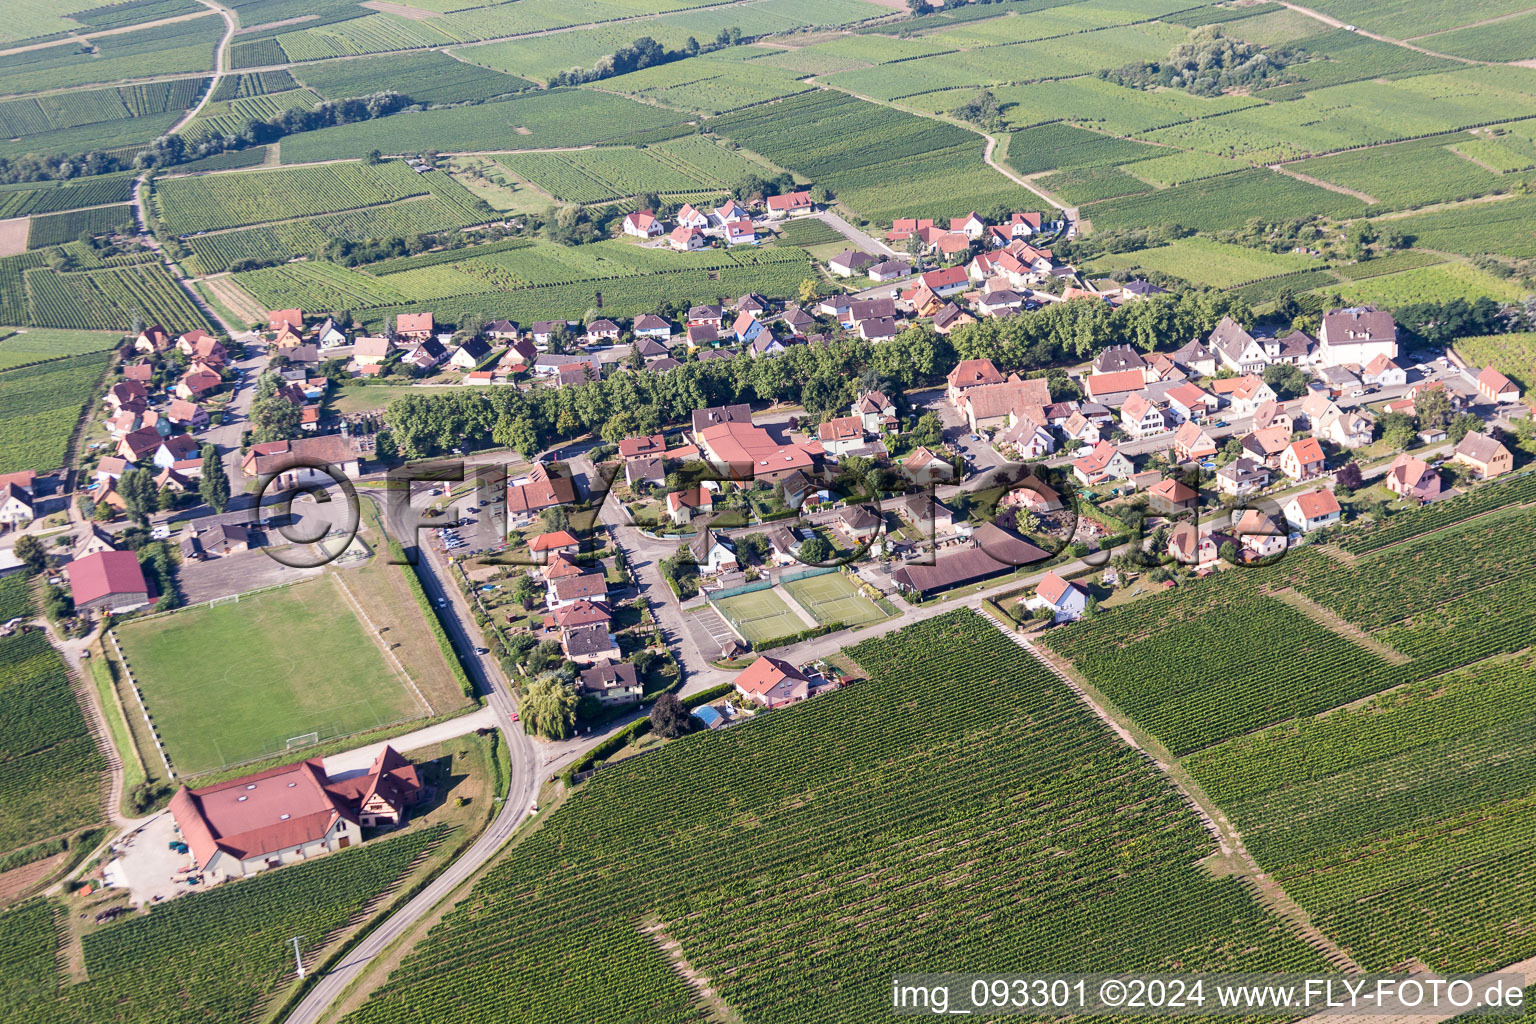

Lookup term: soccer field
[114,575,425,775]
[783,571,888,626]
[712,588,806,646]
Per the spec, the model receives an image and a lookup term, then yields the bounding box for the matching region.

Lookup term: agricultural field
[295,51,531,104]
[599,52,816,115]
[24,262,213,333]
[1081,237,1323,288]
[230,261,411,312]
[498,139,760,204]
[1085,168,1367,233]
[1303,0,1536,37]
[113,576,425,775]
[710,90,1018,223]
[1003,122,1165,175]
[153,159,439,235]
[277,89,692,163]
[1329,260,1528,306]
[0,351,113,473]
[0,17,223,98]
[341,611,1330,1024]
[0,177,136,221]
[1454,330,1536,396]
[180,88,324,143]
[1184,651,1536,972]
[0,631,105,858]
[772,218,844,247]
[0,327,122,370]
[1451,124,1536,173]
[1287,132,1513,211]
[26,205,134,249]
[1379,193,1536,259]
[1035,164,1151,205]
[0,825,447,1024]
[1121,149,1246,187]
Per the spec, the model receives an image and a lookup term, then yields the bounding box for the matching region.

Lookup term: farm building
[67,550,150,613]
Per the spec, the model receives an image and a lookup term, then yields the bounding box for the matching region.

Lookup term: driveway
[103,812,194,907]
[802,210,900,258]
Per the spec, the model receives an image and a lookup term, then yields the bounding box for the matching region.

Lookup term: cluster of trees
[1395,296,1514,345]
[952,88,1003,131]
[382,288,1250,460]
[1100,28,1304,96]
[249,371,301,443]
[549,29,743,87]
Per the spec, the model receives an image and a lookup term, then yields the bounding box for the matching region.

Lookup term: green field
[115,576,425,776]
[1330,261,1528,306]
[1454,331,1536,396]
[498,140,760,204]
[1086,168,1368,233]
[1083,237,1323,288]
[1379,194,1536,259]
[339,610,1330,1024]
[712,587,806,645]
[0,825,445,1024]
[781,570,887,626]
[0,630,105,857]
[296,50,531,104]
[0,327,122,369]
[0,350,112,473]
[1288,132,1511,211]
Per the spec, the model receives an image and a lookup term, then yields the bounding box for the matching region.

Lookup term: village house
[449,336,492,370]
[578,662,643,706]
[669,225,705,251]
[505,463,576,521]
[828,249,876,278]
[837,504,883,545]
[1210,374,1277,417]
[817,416,867,456]
[1251,400,1293,433]
[1451,431,1513,480]
[733,656,811,709]
[402,337,447,372]
[562,621,619,664]
[1384,452,1442,503]
[724,219,756,245]
[548,568,608,610]
[135,324,172,354]
[919,266,969,297]
[1218,456,1271,496]
[1233,508,1287,559]
[623,210,664,238]
[1280,437,1327,481]
[1318,307,1397,367]
[242,435,362,488]
[395,312,435,343]
[851,391,897,433]
[1147,477,1199,515]
[666,485,714,525]
[1210,317,1270,375]
[931,302,974,335]
[1171,339,1218,377]
[868,258,912,282]
[1283,488,1342,533]
[1165,382,1217,424]
[1362,353,1407,389]
[958,375,1052,432]
[945,358,1005,405]
[1028,571,1088,622]
[902,446,953,485]
[1172,421,1219,463]
[997,409,1054,459]
[1061,410,1101,446]
[0,483,32,527]
[1083,369,1148,403]
[1167,522,1218,567]
[1477,366,1521,404]
[689,528,738,575]
[632,314,672,341]
[1073,440,1133,485]
[1316,407,1375,449]
[766,190,812,218]
[1119,392,1168,439]
[1093,345,1146,375]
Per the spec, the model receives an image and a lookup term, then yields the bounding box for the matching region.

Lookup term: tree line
[382,289,1250,459]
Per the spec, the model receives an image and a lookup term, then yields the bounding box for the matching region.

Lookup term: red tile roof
[67,550,148,606]
[733,655,809,697]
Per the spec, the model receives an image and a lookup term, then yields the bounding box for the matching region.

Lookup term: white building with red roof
[1283,488,1341,533]
[733,656,811,709]
[1477,366,1521,404]
[1028,571,1087,622]
[622,210,664,238]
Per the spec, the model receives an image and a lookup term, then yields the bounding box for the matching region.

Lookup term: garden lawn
[712,588,805,645]
[115,575,422,775]
[782,571,887,626]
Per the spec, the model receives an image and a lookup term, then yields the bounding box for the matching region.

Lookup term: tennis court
[782,571,888,626]
[713,588,807,645]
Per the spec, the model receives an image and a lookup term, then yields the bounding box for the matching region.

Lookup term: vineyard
[1084,237,1322,288]
[154,160,440,235]
[0,17,222,99]
[26,205,134,249]
[340,610,1328,1024]
[1332,261,1526,307]
[0,351,112,473]
[0,825,447,1023]
[1288,132,1508,211]
[0,631,105,857]
[1184,652,1536,973]
[24,263,212,333]
[276,88,691,163]
[0,327,122,370]
[207,69,298,102]
[0,77,206,146]
[1369,193,1536,259]
[498,141,758,204]
[182,88,324,143]
[295,51,528,105]
[0,176,135,220]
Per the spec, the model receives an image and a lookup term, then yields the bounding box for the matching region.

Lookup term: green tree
[540,505,570,532]
[798,535,832,564]
[521,677,578,740]
[197,443,229,512]
[650,693,696,738]
[1415,386,1452,431]
[1447,412,1485,444]
[512,571,542,610]
[118,467,157,525]
[13,534,46,575]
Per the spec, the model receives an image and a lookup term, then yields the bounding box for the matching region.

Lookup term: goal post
[285,731,320,751]
[208,593,239,608]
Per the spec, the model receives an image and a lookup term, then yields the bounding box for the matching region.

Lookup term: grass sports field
[115,575,425,775]
[782,571,887,626]
[712,587,806,645]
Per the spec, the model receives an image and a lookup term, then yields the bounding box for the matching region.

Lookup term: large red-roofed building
[66,550,150,613]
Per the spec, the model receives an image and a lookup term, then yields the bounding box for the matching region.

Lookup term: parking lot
[178,548,321,604]
[102,812,197,907]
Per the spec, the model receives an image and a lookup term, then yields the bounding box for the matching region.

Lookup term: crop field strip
[25,205,134,250]
[496,138,762,204]
[340,610,1331,1024]
[0,327,122,370]
[0,630,106,858]
[0,824,449,1024]
[0,17,223,99]
[1047,488,1536,755]
[0,350,113,473]
[23,261,213,333]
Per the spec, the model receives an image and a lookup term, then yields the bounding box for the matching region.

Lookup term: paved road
[804,210,900,258]
[168,1,236,134]
[321,707,497,778]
